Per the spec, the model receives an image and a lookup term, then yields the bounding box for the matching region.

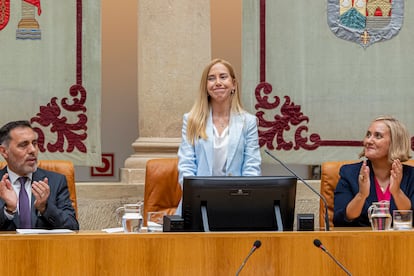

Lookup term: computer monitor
[182,176,297,232]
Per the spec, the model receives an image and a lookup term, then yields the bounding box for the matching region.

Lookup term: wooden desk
[0,229,412,275]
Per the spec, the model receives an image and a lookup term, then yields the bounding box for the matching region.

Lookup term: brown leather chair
[319,159,414,229]
[143,158,182,225]
[0,160,78,218]
[319,160,357,229]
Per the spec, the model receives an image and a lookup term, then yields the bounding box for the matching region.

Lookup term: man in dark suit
[0,120,79,230]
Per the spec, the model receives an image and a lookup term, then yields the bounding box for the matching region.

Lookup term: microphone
[264,149,330,231]
[235,240,262,276]
[313,239,352,276]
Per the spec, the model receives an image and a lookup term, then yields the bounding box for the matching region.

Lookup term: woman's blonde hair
[186,58,244,144]
[359,116,412,162]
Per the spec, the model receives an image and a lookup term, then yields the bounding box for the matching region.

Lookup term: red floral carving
[255,82,320,151]
[31,84,88,153]
[256,0,366,152]
[257,0,414,153]
[28,0,89,154]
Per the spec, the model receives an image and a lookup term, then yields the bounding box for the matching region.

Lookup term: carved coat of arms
[327,0,403,47]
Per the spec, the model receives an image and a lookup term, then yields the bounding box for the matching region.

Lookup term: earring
[231,89,235,94]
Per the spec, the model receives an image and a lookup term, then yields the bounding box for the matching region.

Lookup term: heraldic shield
[327,0,404,48]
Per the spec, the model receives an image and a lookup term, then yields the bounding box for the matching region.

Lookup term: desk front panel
[0,230,411,275]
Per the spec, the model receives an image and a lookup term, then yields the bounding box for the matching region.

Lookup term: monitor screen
[182,176,297,232]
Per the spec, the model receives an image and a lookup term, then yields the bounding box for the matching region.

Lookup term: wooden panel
[0,230,413,275]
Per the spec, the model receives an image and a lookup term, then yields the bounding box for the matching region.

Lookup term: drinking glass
[393,210,413,230]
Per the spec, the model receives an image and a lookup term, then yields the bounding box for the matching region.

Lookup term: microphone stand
[235,248,255,276]
[235,241,261,276]
[323,248,352,276]
[264,149,330,231]
[314,239,352,276]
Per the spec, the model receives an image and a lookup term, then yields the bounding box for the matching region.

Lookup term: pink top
[374,177,391,202]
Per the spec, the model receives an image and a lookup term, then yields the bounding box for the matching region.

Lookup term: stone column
[121,0,211,184]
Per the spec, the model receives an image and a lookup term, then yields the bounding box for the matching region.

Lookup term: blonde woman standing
[176,59,262,215]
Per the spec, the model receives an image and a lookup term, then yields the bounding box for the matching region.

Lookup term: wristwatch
[4,205,17,215]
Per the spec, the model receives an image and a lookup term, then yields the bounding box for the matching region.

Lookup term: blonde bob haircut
[359,116,412,162]
[186,58,244,145]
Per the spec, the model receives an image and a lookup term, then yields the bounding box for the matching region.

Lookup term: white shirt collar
[6,168,33,186]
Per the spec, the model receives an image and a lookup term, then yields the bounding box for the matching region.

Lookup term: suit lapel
[226,113,244,171]
[204,112,214,173]
[32,168,46,182]
[29,169,46,228]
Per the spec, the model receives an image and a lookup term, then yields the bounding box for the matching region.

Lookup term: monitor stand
[201,205,210,232]
[274,205,283,231]
[200,204,284,232]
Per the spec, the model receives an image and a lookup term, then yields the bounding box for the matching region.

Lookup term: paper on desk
[102,227,124,233]
[16,229,74,234]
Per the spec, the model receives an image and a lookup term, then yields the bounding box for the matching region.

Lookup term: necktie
[18,177,31,229]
